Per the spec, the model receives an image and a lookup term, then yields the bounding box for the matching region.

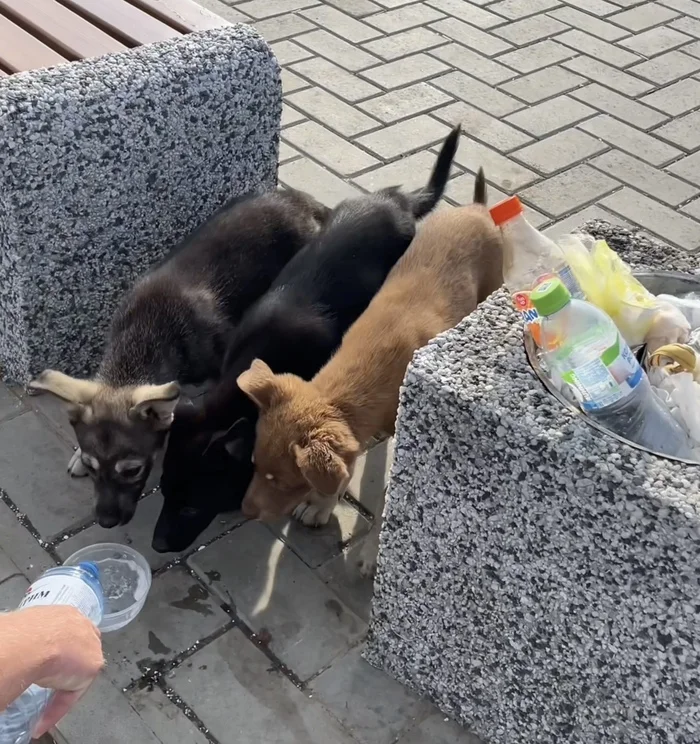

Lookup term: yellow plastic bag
[559,234,658,346]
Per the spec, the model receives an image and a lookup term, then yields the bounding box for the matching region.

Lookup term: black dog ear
[204,418,251,456]
[224,438,248,459]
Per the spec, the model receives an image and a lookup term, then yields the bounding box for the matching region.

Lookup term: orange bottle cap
[489,195,523,226]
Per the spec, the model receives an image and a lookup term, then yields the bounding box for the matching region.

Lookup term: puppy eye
[116,461,145,480]
[81,454,98,471]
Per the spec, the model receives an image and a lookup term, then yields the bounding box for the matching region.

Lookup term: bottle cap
[489,195,523,226]
[531,277,572,317]
[78,561,101,582]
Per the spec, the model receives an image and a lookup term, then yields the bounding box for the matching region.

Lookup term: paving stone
[447,178,549,225]
[668,150,700,186]
[519,164,620,217]
[628,49,700,84]
[189,522,366,680]
[196,0,250,22]
[254,13,316,41]
[544,204,634,238]
[602,187,700,250]
[397,713,482,744]
[492,13,569,45]
[102,567,230,687]
[580,114,682,165]
[499,64,587,102]
[613,3,680,31]
[434,101,533,151]
[591,149,698,206]
[0,547,21,584]
[570,83,668,130]
[362,26,448,59]
[488,0,561,19]
[266,496,371,569]
[562,0,620,14]
[451,136,539,190]
[497,39,576,73]
[21,384,78,447]
[359,82,452,122]
[620,25,693,55]
[683,38,700,55]
[353,150,460,191]
[376,0,430,5]
[56,676,162,743]
[296,29,381,71]
[563,54,654,94]
[127,686,210,744]
[654,110,700,150]
[357,115,451,158]
[279,157,364,205]
[512,128,606,173]
[287,87,380,135]
[556,29,641,67]
[278,140,300,163]
[0,412,93,539]
[504,95,595,137]
[346,438,395,513]
[301,5,383,41]
[430,43,518,84]
[285,121,379,175]
[57,489,242,569]
[361,52,449,88]
[681,197,700,221]
[281,68,309,94]
[424,0,503,27]
[169,630,357,743]
[237,0,320,19]
[281,102,306,128]
[0,384,24,423]
[291,57,382,101]
[433,71,523,116]
[0,575,29,610]
[642,78,700,116]
[317,542,375,622]
[609,0,655,6]
[663,0,700,18]
[429,18,513,56]
[366,3,445,32]
[671,15,700,36]
[272,39,314,65]
[0,501,55,579]
[548,7,628,41]
[311,646,432,744]
[324,0,383,15]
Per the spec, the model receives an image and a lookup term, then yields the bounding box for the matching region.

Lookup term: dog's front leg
[67,448,89,477]
[293,495,339,527]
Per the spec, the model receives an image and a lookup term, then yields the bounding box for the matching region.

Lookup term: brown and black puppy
[29,189,329,528]
[237,170,503,576]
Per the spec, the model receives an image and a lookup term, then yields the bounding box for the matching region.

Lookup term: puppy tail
[409,124,461,219]
[473,167,487,205]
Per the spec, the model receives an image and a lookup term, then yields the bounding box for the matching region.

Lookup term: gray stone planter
[365,222,700,744]
[0,26,281,383]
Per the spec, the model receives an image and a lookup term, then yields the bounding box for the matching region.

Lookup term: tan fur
[238,200,503,523]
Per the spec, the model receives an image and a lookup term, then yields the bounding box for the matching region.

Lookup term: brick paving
[4,1,700,742]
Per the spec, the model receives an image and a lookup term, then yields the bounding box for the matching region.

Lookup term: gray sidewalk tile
[279,157,365,204]
[353,149,462,190]
[361,52,450,88]
[613,3,680,30]
[366,3,446,32]
[548,7,629,40]
[425,0,504,27]
[397,713,484,743]
[641,77,700,115]
[570,83,668,130]
[358,82,452,122]
[296,29,382,70]
[652,109,700,149]
[237,0,320,19]
[512,128,607,173]
[324,0,383,15]
[497,39,576,73]
[0,384,24,423]
[127,686,210,744]
[357,115,451,158]
[504,95,596,136]
[430,44,519,84]
[499,65,588,102]
[451,135,539,190]
[557,29,642,66]
[291,57,383,101]
[287,87,381,135]
[488,0,561,19]
[434,101,534,151]
[544,204,634,238]
[628,49,700,83]
[0,501,55,579]
[433,71,524,115]
[493,13,569,45]
[563,55,655,94]
[620,24,692,54]
[429,18,513,55]
[301,5,385,42]
[362,27,448,59]
[0,575,29,609]
[253,13,316,40]
[668,149,700,185]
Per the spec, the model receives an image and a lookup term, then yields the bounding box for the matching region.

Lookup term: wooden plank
[59,0,182,46]
[0,13,68,72]
[127,0,231,33]
[0,0,128,59]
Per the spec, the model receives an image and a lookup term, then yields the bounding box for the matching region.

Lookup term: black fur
[154,125,462,553]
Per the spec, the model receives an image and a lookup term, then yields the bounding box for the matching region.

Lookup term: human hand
[21,606,104,737]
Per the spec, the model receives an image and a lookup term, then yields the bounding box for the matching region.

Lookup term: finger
[33,687,89,737]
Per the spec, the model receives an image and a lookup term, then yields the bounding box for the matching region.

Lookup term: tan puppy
[237,170,503,574]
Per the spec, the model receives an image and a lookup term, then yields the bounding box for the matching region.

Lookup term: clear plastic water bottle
[530,277,695,459]
[0,563,104,744]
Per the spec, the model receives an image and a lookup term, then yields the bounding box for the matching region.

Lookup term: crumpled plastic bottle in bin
[530,277,696,460]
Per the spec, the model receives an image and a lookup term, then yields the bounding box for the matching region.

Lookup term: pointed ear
[129,382,180,430]
[293,441,349,496]
[28,370,101,405]
[237,359,277,410]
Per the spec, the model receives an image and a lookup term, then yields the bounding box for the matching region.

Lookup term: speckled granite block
[0,26,281,383]
[365,222,700,744]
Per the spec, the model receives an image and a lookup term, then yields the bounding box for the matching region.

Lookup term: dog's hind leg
[68,448,89,477]
[293,496,338,527]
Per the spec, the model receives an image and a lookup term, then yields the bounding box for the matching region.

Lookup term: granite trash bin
[0,25,281,383]
[365,220,700,744]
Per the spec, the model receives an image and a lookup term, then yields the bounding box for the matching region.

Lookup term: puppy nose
[97,512,121,529]
[151,534,171,554]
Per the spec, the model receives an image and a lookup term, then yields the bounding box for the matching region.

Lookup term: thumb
[33,688,89,738]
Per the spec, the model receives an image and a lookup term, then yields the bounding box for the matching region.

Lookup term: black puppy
[153,125,462,553]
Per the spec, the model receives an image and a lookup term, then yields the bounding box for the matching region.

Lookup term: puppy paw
[68,448,89,478]
[357,554,377,579]
[293,501,334,527]
[357,531,380,579]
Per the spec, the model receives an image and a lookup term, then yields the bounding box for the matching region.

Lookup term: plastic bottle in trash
[0,563,104,744]
[490,195,583,346]
[530,277,695,459]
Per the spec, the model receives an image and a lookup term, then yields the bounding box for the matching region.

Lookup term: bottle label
[19,574,102,625]
[512,290,542,346]
[559,334,643,411]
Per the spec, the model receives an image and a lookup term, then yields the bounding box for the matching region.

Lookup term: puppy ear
[28,370,101,405]
[293,441,349,496]
[130,382,180,429]
[237,359,277,410]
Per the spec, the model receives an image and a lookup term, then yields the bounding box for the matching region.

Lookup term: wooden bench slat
[59,0,182,46]
[127,0,231,33]
[0,0,128,59]
[0,13,69,72]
